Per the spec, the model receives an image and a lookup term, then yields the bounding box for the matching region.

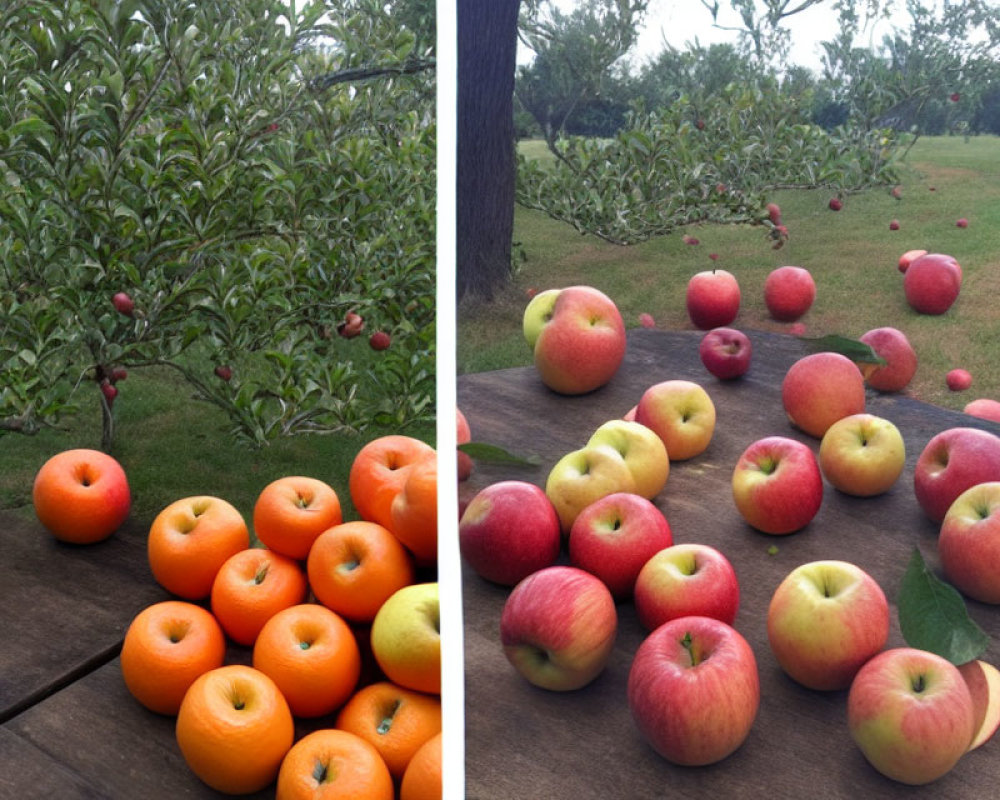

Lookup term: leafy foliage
[0,0,436,448]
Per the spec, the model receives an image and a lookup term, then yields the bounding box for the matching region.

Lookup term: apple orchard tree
[0,0,436,449]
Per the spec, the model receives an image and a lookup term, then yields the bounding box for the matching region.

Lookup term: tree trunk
[456,0,521,302]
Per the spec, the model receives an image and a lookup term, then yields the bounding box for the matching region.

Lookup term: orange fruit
[457,408,473,482]
[253,476,343,560]
[176,664,294,794]
[147,496,249,600]
[370,582,440,695]
[211,547,309,646]
[275,729,393,800]
[120,600,226,715]
[32,448,131,544]
[253,604,361,718]
[389,455,437,566]
[349,435,435,529]
[306,521,415,623]
[400,731,443,800]
[334,681,442,780]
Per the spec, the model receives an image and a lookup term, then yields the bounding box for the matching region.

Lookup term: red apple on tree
[698,327,752,380]
[858,327,917,392]
[913,427,1000,522]
[337,311,364,338]
[731,436,823,535]
[685,269,740,330]
[633,543,739,630]
[112,291,134,317]
[369,331,391,351]
[568,492,673,600]
[100,380,118,406]
[214,364,233,382]
[628,615,759,766]
[782,352,866,438]
[764,266,816,322]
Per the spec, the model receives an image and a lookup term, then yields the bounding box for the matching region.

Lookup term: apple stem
[312,759,330,783]
[254,563,270,585]
[680,632,701,667]
[377,700,402,734]
[912,674,926,693]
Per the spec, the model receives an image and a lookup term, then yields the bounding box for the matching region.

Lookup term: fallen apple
[685,269,740,330]
[699,327,752,380]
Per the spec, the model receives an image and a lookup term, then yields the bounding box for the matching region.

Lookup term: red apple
[456,408,473,482]
[698,327,752,380]
[523,286,626,395]
[763,266,816,322]
[904,253,962,315]
[100,381,118,406]
[337,311,364,338]
[633,543,739,630]
[889,219,900,231]
[858,327,917,393]
[766,203,782,224]
[913,427,1000,522]
[829,197,843,211]
[781,352,866,438]
[369,331,391,351]
[898,249,928,273]
[214,364,233,382]
[951,92,961,102]
[685,270,740,330]
[965,399,1000,423]
[112,291,134,317]
[459,481,561,586]
[500,566,617,691]
[946,369,972,391]
[682,234,700,246]
[956,218,969,228]
[110,366,128,383]
[568,492,673,600]
[731,436,823,535]
[767,560,889,691]
[638,312,655,329]
[628,616,759,766]
[939,481,1000,603]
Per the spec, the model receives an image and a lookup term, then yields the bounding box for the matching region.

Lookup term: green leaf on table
[898,547,989,665]
[457,442,541,467]
[799,334,886,365]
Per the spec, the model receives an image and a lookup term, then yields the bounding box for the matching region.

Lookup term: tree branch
[309,59,435,92]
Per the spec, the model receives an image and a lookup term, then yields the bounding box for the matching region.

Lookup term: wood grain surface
[457,328,1000,799]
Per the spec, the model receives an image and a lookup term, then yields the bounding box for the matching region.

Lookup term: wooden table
[458,328,1000,799]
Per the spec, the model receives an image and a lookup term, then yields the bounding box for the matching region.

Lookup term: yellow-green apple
[732,436,823,535]
[545,445,637,533]
[457,407,473,481]
[858,327,917,392]
[500,566,617,691]
[32,448,131,544]
[568,492,673,600]
[957,659,1000,750]
[939,481,1000,603]
[685,269,740,329]
[698,327,752,380]
[947,369,972,391]
[586,419,669,500]
[523,286,626,395]
[634,379,716,461]
[965,398,1000,423]
[764,266,816,322]
[633,543,739,630]
[627,615,759,766]
[847,648,974,785]
[767,560,889,691]
[781,352,866,438]
[898,248,928,273]
[904,253,962,315]
[370,582,440,694]
[818,413,906,497]
[913,427,1000,522]
[458,480,561,586]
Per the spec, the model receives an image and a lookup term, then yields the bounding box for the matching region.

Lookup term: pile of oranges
[112,434,441,799]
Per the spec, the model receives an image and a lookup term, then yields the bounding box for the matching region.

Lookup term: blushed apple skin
[635,380,717,461]
[913,427,1000,523]
[685,270,741,330]
[781,352,866,438]
[965,398,1000,423]
[731,436,823,535]
[699,327,752,380]
[818,413,906,497]
[903,253,962,315]
[859,327,917,393]
[939,481,1000,603]
[764,266,816,322]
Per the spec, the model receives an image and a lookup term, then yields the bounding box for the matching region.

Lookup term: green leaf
[799,334,886,365]
[457,442,541,467]
[898,547,989,665]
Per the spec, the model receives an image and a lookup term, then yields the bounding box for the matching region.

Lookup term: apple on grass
[627,615,759,766]
[939,481,1000,604]
[586,419,669,500]
[858,327,917,392]
[732,436,823,535]
[947,369,972,391]
[904,253,962,315]
[633,543,739,630]
[818,413,906,497]
[767,560,889,691]
[458,480,561,586]
[958,659,1000,750]
[685,269,741,330]
[500,566,617,691]
[568,492,673,600]
[848,648,974,785]
[764,266,816,322]
[634,379,716,461]
[523,286,626,395]
[699,327,752,380]
[545,445,637,534]
[913,427,1000,522]
[898,249,928,273]
[781,352,866,438]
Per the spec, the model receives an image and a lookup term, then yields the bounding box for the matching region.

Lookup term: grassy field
[457,135,1000,416]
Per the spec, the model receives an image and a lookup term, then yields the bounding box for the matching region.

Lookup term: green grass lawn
[458,135,1000,416]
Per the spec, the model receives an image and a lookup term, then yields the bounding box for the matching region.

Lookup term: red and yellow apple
[913,427,1000,522]
[764,266,816,322]
[634,379,716,461]
[903,253,962,315]
[939,481,1000,604]
[545,445,637,533]
[586,419,669,500]
[818,413,906,497]
[781,352,866,438]
[732,436,823,535]
[685,269,741,330]
[858,327,917,392]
